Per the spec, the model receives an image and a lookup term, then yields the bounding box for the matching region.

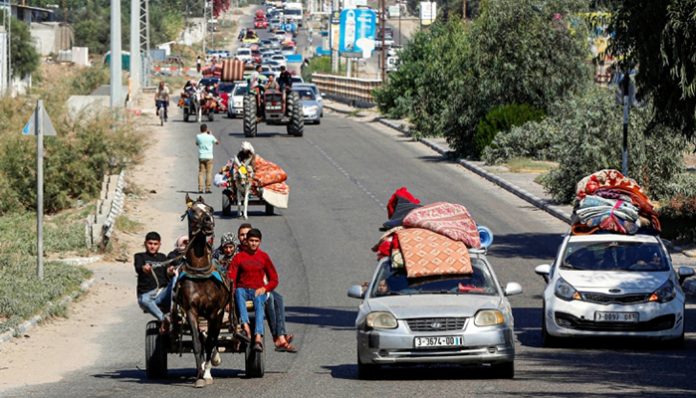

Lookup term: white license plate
[594,311,639,322]
[414,336,463,348]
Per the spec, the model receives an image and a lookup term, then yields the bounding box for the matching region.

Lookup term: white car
[535,233,694,347]
[235,48,252,63]
[270,54,287,67]
[227,81,248,118]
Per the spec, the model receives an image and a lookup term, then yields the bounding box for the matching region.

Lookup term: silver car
[292,87,322,124]
[347,250,522,379]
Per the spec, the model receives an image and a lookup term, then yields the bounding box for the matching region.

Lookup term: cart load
[215,154,290,209]
[372,187,493,279]
[572,169,660,235]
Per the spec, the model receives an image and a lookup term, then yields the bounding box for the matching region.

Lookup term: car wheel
[227,112,234,119]
[357,356,380,380]
[491,361,514,379]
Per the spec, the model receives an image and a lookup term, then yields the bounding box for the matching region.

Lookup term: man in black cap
[134,231,174,333]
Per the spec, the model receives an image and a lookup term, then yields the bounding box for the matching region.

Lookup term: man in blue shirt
[195,123,219,193]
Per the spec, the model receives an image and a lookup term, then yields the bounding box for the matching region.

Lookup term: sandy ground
[0,97,182,392]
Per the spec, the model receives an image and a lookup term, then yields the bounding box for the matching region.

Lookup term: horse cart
[221,188,275,217]
[145,305,265,380]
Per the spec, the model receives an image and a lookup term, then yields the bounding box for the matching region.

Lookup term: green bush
[658,194,696,243]
[538,87,688,203]
[473,104,545,157]
[482,118,563,164]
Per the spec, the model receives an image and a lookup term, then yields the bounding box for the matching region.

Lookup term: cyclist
[154,81,170,122]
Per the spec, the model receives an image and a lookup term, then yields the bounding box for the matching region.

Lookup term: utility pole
[398,2,401,46]
[110,0,123,108]
[203,0,208,57]
[462,0,466,19]
[139,0,151,87]
[130,0,141,92]
[621,70,630,176]
[35,100,44,280]
[331,0,339,73]
[380,0,386,81]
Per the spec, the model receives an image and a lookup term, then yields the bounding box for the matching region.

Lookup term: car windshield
[561,240,669,272]
[233,85,248,95]
[218,84,234,93]
[294,89,314,100]
[370,259,497,296]
[285,9,301,16]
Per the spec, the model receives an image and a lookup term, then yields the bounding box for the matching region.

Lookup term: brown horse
[176,194,230,387]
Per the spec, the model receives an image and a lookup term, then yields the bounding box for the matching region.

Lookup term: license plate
[414,336,463,348]
[594,311,639,322]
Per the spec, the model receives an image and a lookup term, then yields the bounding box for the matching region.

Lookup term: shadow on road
[226,131,284,138]
[285,306,356,330]
[322,363,516,381]
[490,232,563,260]
[92,367,243,385]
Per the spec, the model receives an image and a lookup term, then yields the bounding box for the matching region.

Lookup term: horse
[232,141,256,220]
[175,194,231,388]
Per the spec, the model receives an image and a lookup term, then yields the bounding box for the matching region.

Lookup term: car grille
[406,317,467,332]
[554,312,675,332]
[581,292,650,305]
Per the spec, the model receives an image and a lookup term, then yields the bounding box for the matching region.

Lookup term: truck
[283,2,304,26]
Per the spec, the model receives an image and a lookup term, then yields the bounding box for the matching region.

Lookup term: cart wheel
[244,322,265,378]
[145,320,169,379]
[184,108,189,122]
[265,203,274,216]
[222,190,233,216]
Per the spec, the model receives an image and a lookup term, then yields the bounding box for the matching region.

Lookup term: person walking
[196,55,202,73]
[196,123,219,194]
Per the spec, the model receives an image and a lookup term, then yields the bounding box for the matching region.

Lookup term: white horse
[192,88,203,123]
[233,141,256,219]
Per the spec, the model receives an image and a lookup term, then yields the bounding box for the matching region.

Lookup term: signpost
[420,1,437,26]
[22,100,57,280]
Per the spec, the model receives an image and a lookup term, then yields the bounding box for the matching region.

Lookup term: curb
[0,277,97,346]
[326,102,574,224]
[54,255,104,267]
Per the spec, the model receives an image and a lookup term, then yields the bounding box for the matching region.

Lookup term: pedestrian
[196,55,202,73]
[196,123,219,194]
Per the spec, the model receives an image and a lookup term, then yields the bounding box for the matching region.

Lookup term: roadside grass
[115,215,142,234]
[504,157,558,173]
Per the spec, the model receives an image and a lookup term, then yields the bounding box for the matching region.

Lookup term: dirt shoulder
[0,95,181,392]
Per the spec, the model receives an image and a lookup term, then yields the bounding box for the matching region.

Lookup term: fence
[85,171,126,249]
[311,73,382,106]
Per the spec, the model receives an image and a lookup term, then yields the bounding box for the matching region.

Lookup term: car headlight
[648,279,676,303]
[366,311,398,329]
[474,309,505,326]
[554,277,581,301]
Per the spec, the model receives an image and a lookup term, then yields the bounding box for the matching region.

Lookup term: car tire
[491,361,514,379]
[357,355,380,380]
[227,111,235,119]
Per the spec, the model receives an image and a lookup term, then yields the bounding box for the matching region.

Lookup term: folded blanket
[574,195,641,234]
[395,228,472,278]
[253,155,288,187]
[575,169,660,231]
[402,202,481,248]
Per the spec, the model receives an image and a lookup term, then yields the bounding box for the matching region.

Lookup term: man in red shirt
[228,228,278,352]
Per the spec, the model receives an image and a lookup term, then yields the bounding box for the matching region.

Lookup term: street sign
[339,8,377,57]
[22,105,57,136]
[420,2,437,26]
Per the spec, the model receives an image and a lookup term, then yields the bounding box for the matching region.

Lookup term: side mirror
[677,266,695,285]
[535,264,552,283]
[504,282,523,296]
[347,284,366,299]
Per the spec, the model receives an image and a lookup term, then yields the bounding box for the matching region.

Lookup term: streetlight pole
[110,0,123,108]
[380,0,385,81]
[621,70,630,176]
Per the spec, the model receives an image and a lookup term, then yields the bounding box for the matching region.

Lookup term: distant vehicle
[535,233,694,347]
[291,86,322,124]
[218,82,235,111]
[269,18,282,32]
[242,30,260,44]
[281,46,296,57]
[348,249,522,379]
[274,30,287,42]
[283,2,304,26]
[235,48,252,63]
[291,76,304,85]
[293,83,323,111]
[375,27,395,49]
[227,81,248,118]
[270,54,287,67]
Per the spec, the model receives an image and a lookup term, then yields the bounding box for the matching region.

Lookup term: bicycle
[156,100,169,126]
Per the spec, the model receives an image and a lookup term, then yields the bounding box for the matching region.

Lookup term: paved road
[6,99,696,397]
[6,11,696,398]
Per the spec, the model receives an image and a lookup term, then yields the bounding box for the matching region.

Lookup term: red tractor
[243,88,303,137]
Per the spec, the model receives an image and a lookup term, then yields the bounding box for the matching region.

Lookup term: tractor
[243,88,304,137]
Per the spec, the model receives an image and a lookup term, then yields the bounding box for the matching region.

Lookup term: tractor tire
[145,321,168,379]
[243,95,258,138]
[286,91,304,137]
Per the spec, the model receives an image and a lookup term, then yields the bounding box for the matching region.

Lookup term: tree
[8,17,40,78]
[611,0,696,143]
